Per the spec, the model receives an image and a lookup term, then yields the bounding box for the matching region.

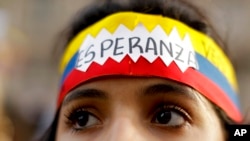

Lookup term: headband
[58,12,242,122]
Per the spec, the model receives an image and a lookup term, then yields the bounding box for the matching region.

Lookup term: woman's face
[56,77,225,141]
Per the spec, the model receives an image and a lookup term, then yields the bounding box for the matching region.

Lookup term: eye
[66,108,101,131]
[152,105,191,127]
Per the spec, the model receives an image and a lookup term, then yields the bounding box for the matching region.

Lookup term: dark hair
[54,0,226,61]
[44,0,230,140]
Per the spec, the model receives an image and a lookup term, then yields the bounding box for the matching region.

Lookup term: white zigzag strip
[75,23,199,72]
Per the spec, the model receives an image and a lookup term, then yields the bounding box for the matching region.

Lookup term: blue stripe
[196,53,241,110]
[60,52,79,86]
[60,51,241,112]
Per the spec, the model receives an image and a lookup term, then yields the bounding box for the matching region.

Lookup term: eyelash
[64,103,192,133]
[151,104,192,126]
[64,105,101,133]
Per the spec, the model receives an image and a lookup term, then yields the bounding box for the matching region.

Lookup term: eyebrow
[142,83,197,101]
[62,83,197,106]
[62,88,108,106]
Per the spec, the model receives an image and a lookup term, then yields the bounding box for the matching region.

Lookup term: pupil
[76,111,89,127]
[157,110,171,124]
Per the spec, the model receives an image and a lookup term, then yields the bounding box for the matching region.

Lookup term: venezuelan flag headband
[59,12,242,122]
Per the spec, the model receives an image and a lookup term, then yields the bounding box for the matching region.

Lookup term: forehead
[63,76,206,105]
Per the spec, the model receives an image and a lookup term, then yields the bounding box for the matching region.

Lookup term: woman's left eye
[151,105,190,127]
[67,109,100,131]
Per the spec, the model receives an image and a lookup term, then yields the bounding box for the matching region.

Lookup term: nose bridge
[106,116,147,141]
[100,86,152,141]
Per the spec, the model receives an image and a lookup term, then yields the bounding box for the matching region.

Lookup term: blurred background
[0,0,249,141]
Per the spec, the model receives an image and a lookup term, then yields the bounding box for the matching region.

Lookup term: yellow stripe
[60,12,238,91]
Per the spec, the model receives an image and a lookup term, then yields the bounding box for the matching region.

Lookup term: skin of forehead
[56,77,225,141]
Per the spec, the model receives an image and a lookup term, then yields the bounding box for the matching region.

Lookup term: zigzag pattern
[76,24,198,72]
[60,12,237,90]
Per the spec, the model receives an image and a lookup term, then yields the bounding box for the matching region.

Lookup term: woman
[42,0,242,140]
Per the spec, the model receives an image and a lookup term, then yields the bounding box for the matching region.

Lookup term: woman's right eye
[67,109,101,131]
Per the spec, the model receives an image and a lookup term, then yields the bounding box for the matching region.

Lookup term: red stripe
[58,55,242,122]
